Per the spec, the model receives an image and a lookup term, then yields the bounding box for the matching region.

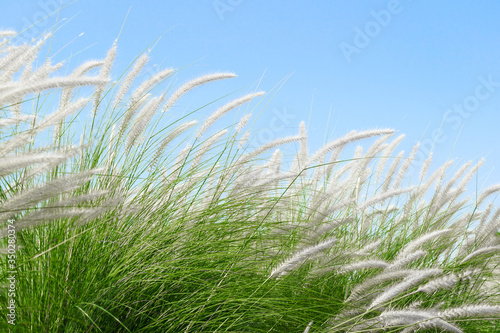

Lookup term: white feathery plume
[0,153,68,177]
[357,187,415,211]
[332,310,377,331]
[306,218,354,243]
[351,156,372,203]
[439,161,472,199]
[369,268,442,309]
[395,229,453,261]
[325,163,353,193]
[384,310,445,325]
[427,162,472,217]
[235,113,252,133]
[72,60,105,77]
[233,163,273,191]
[130,68,174,105]
[448,211,472,231]
[0,45,28,72]
[21,146,83,182]
[75,195,124,226]
[297,121,308,171]
[106,124,117,171]
[351,239,383,257]
[339,260,389,273]
[477,203,494,237]
[347,269,413,303]
[408,160,455,212]
[428,188,463,219]
[460,245,500,263]
[0,113,34,128]
[270,237,337,278]
[392,143,419,189]
[196,92,264,139]
[0,30,16,38]
[113,53,149,107]
[0,44,17,55]
[190,129,228,170]
[387,249,427,271]
[126,93,165,149]
[415,161,454,199]
[343,146,363,191]
[151,120,198,165]
[454,158,484,195]
[457,268,482,282]
[422,160,455,194]
[312,143,347,182]
[0,33,49,82]
[379,309,462,333]
[160,166,170,188]
[240,135,303,165]
[14,48,39,80]
[382,150,404,191]
[350,135,391,185]
[267,149,283,175]
[417,273,459,294]
[441,305,500,320]
[118,93,151,138]
[419,152,433,184]
[407,300,423,310]
[309,174,343,212]
[93,44,116,111]
[303,321,313,333]
[0,76,108,104]
[265,149,282,176]
[17,61,36,91]
[324,145,347,177]
[238,131,250,149]
[0,131,34,159]
[0,168,103,220]
[446,196,469,216]
[163,72,237,112]
[0,99,89,158]
[39,98,90,129]
[0,44,22,58]
[471,205,490,221]
[0,209,89,237]
[379,309,437,326]
[358,167,373,205]
[231,163,259,182]
[417,319,464,333]
[477,184,500,207]
[30,60,64,82]
[310,129,395,164]
[367,204,399,218]
[424,159,460,220]
[254,172,297,188]
[375,134,405,182]
[314,198,355,223]
[60,60,105,108]
[477,207,500,245]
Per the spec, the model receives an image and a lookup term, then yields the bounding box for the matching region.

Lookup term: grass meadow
[1,30,500,332]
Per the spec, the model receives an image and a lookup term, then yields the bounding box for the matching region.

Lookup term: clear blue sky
[2,0,500,190]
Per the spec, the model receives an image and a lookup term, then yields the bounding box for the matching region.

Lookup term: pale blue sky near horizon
[2,0,500,190]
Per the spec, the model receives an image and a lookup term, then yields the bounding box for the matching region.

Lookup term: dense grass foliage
[1,31,500,332]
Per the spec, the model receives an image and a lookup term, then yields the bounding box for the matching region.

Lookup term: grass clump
[1,30,500,332]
